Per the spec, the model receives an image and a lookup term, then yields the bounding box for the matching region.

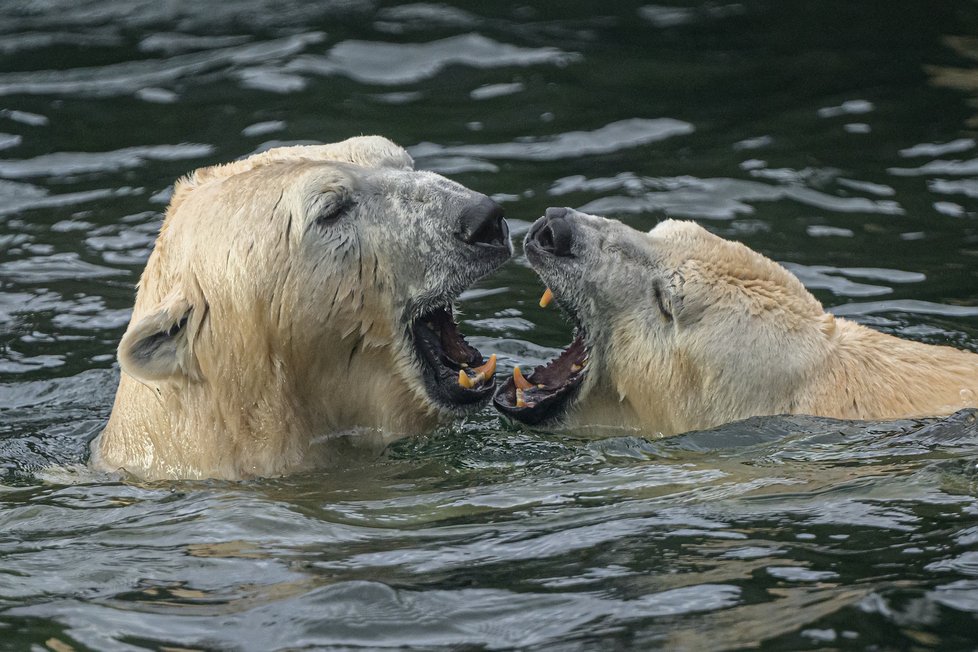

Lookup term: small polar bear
[93,136,511,480]
[494,207,978,433]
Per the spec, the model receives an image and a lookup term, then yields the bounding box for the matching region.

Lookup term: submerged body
[95,136,511,480]
[495,208,978,433]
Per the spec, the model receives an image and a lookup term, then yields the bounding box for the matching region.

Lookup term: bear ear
[660,276,704,328]
[334,135,415,170]
[261,136,415,172]
[118,289,203,383]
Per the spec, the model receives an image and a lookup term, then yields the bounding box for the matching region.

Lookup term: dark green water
[2,1,978,649]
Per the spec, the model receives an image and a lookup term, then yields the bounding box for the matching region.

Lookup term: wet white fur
[93,136,505,480]
[531,212,978,434]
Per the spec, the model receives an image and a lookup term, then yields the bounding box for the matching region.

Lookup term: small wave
[375,3,480,31]
[565,174,903,220]
[0,144,213,180]
[288,33,580,85]
[0,30,123,55]
[831,299,978,318]
[412,118,694,163]
[929,178,978,198]
[137,32,252,55]
[0,133,21,150]
[900,138,976,158]
[0,252,126,282]
[817,99,874,118]
[0,0,368,33]
[0,185,135,217]
[0,109,49,126]
[889,157,978,176]
[784,263,924,298]
[470,81,525,100]
[0,33,323,97]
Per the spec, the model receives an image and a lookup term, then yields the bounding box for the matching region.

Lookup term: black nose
[529,207,574,256]
[458,197,509,248]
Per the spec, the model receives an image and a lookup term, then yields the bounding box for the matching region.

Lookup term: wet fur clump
[497,209,978,434]
[94,136,511,480]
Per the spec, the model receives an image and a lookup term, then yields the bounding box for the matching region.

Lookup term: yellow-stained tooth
[473,354,497,380]
[539,287,554,308]
[513,366,534,391]
[513,366,534,407]
[458,354,497,389]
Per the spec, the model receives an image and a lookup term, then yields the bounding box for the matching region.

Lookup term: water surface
[2,1,978,649]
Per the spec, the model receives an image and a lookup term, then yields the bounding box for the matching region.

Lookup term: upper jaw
[403,227,511,414]
[410,302,496,412]
[492,212,597,426]
[455,193,514,270]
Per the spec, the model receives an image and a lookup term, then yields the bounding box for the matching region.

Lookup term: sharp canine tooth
[539,287,554,308]
[516,388,526,408]
[473,354,496,379]
[459,354,496,389]
[513,366,533,391]
[571,364,581,372]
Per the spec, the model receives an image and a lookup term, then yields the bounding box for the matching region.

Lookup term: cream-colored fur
[527,212,978,434]
[93,136,507,480]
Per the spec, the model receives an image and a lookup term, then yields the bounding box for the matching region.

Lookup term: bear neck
[801,318,978,421]
[97,332,439,480]
[582,315,978,437]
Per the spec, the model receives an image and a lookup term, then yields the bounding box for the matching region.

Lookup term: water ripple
[0,144,213,180]
[554,173,903,220]
[784,263,924,298]
[0,33,324,97]
[412,118,694,163]
[900,138,976,158]
[7,581,742,650]
[1,3,977,650]
[288,33,579,85]
[889,157,978,177]
[0,253,125,282]
[831,300,978,318]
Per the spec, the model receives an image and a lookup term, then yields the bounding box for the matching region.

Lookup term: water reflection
[1,0,978,649]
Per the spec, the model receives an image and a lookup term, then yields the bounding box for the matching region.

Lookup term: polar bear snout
[456,196,509,251]
[527,207,575,258]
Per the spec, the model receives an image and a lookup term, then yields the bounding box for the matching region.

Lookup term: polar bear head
[100,136,511,479]
[494,207,835,434]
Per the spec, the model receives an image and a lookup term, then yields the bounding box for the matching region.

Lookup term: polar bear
[494,207,978,433]
[93,136,511,480]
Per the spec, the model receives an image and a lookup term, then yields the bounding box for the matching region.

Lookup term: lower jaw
[492,376,585,426]
[492,336,590,426]
[409,306,497,410]
[427,383,494,413]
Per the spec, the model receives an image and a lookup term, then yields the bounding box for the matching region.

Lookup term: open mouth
[412,304,497,410]
[493,287,590,425]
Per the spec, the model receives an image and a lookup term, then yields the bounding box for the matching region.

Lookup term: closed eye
[315,198,352,228]
[653,281,673,322]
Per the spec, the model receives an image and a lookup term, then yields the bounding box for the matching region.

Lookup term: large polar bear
[93,136,511,480]
[494,207,978,433]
